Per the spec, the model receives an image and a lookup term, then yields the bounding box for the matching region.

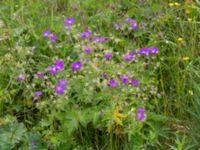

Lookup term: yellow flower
[174,2,180,6]
[131,107,136,112]
[188,18,192,22]
[169,2,174,7]
[188,90,193,96]
[113,107,128,126]
[177,37,184,43]
[182,56,190,61]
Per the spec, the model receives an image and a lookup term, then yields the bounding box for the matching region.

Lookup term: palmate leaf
[64,109,92,134]
[0,122,27,150]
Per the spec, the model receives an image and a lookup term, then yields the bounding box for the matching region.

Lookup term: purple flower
[93,36,109,42]
[54,84,66,94]
[48,65,57,75]
[18,74,25,81]
[139,47,159,55]
[136,107,146,121]
[48,59,64,75]
[125,18,132,22]
[31,141,36,146]
[102,37,109,41]
[149,47,159,54]
[36,71,44,78]
[130,79,139,85]
[120,74,129,85]
[139,48,150,55]
[42,30,50,37]
[137,113,145,121]
[58,79,69,85]
[64,17,74,27]
[84,46,92,53]
[34,91,42,97]
[137,107,146,113]
[49,32,57,42]
[125,18,138,30]
[93,36,101,42]
[71,61,82,71]
[104,53,112,59]
[103,72,107,79]
[130,20,138,30]
[79,31,91,38]
[107,79,119,87]
[124,52,135,61]
[55,59,64,70]
[42,30,57,42]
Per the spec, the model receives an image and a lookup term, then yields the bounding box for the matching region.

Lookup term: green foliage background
[0,0,200,149]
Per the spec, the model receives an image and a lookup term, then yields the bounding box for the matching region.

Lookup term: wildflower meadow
[0,0,200,149]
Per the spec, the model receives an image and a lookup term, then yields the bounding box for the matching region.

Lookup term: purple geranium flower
[79,31,91,38]
[48,65,57,75]
[36,71,44,78]
[34,91,42,97]
[64,17,74,27]
[93,36,102,42]
[93,36,109,42]
[18,74,25,81]
[54,84,66,94]
[137,113,145,121]
[125,18,138,30]
[120,74,129,85]
[139,47,159,54]
[137,107,146,113]
[55,59,64,70]
[31,141,36,146]
[71,61,82,71]
[104,53,112,59]
[42,30,50,37]
[130,79,139,85]
[149,47,159,54]
[107,79,119,87]
[136,107,146,121]
[139,48,150,55]
[124,52,135,61]
[103,72,107,79]
[130,20,138,30]
[84,46,92,53]
[58,79,69,85]
[49,32,57,42]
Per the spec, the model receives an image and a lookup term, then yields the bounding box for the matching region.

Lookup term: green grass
[0,0,200,149]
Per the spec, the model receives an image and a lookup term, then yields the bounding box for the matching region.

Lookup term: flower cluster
[18,17,159,123]
[54,79,69,94]
[79,31,91,38]
[42,30,57,42]
[139,47,159,55]
[107,74,139,87]
[93,36,109,42]
[136,107,146,121]
[124,51,135,61]
[48,59,64,75]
